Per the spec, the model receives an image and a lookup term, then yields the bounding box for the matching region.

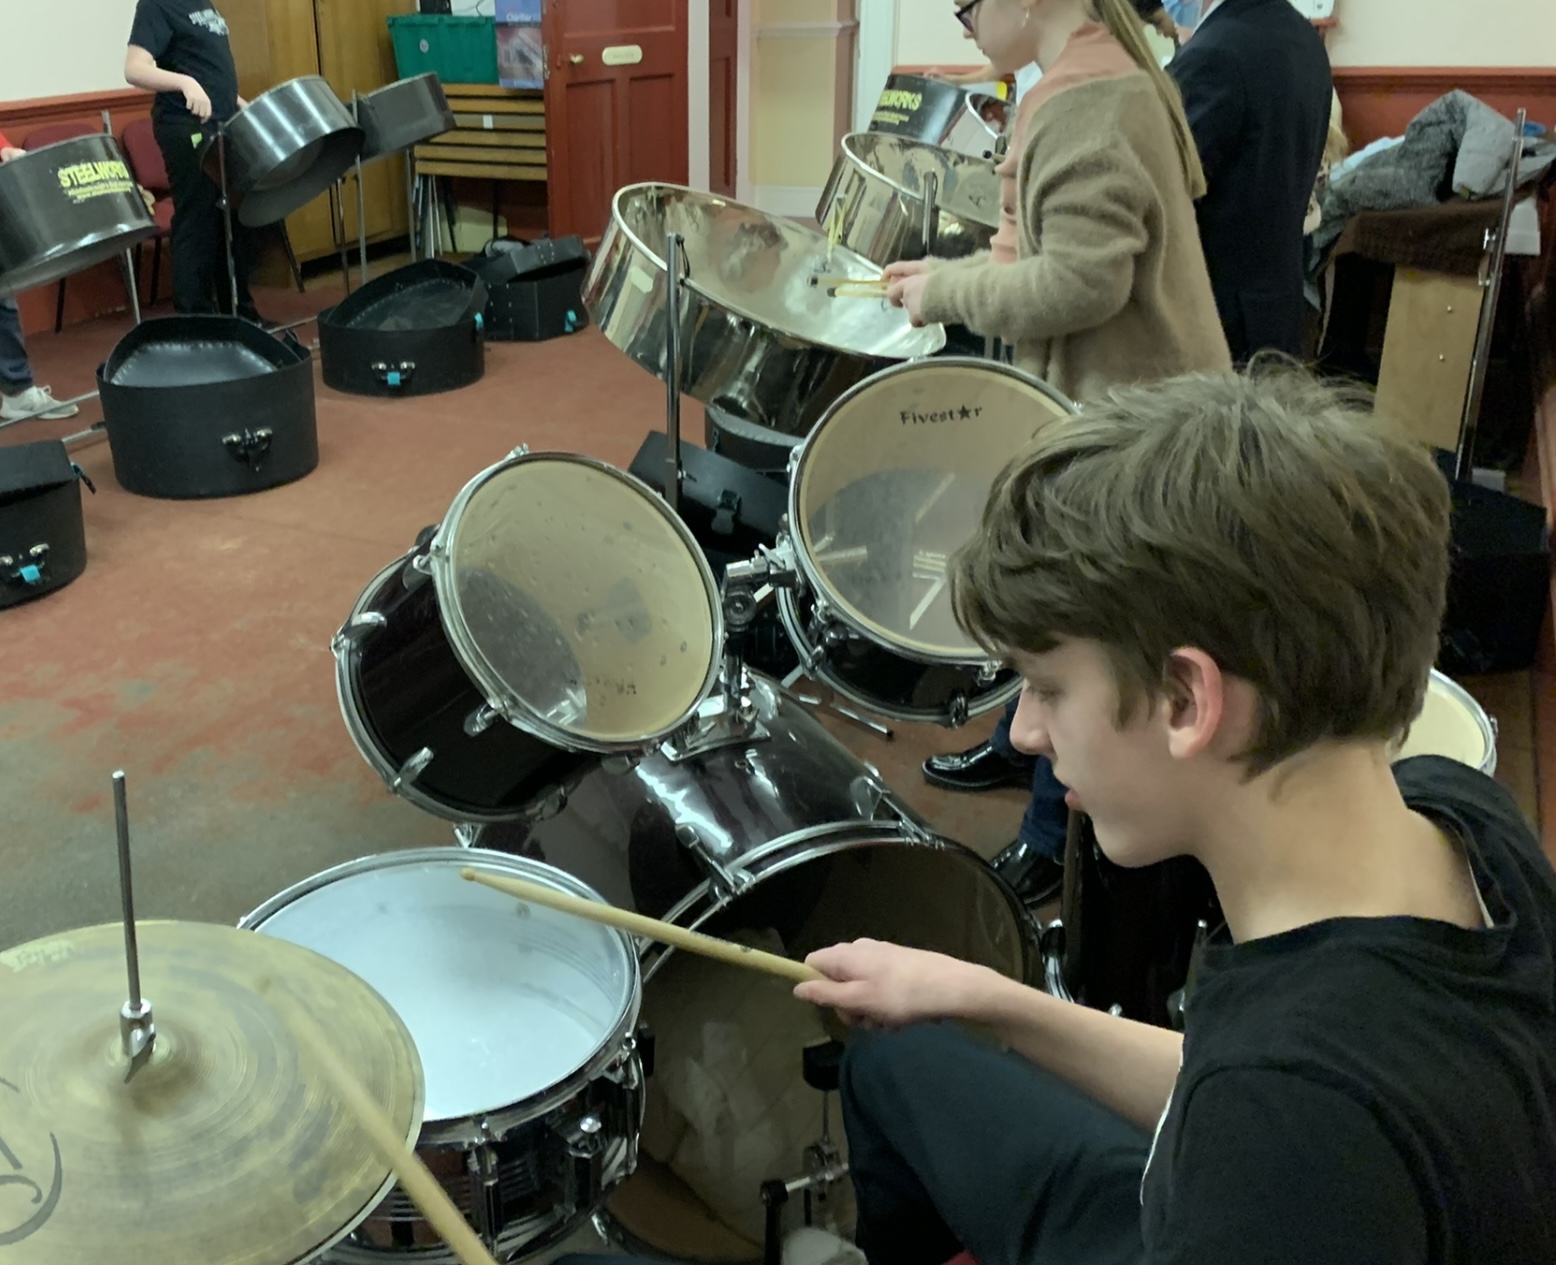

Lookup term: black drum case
[98,316,319,500]
[0,439,90,608]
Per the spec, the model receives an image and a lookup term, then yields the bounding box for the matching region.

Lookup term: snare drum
[333,450,723,821]
[474,670,1038,1262]
[1393,669,1498,774]
[778,358,1076,726]
[242,849,644,1263]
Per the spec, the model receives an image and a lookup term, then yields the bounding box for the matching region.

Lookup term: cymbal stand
[113,770,155,1082]
[1454,107,1527,482]
[215,124,240,317]
[329,182,353,297]
[663,231,686,516]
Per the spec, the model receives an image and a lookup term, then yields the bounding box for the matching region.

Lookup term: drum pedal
[761,1041,852,1265]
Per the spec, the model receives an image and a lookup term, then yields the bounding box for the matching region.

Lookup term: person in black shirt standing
[1168,0,1332,362]
[785,366,1556,1264]
[124,1,262,320]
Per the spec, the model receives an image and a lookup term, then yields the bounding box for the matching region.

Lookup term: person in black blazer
[1169,0,1332,362]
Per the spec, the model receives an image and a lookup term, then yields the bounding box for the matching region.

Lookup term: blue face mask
[1164,0,1202,25]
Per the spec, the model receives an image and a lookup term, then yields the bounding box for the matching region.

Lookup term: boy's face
[1006,638,1210,867]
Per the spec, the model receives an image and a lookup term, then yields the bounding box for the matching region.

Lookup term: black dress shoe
[991,840,1065,907]
[922,740,1033,792]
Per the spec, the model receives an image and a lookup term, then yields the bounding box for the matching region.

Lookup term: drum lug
[1040,920,1075,1004]
[558,1112,606,1212]
[390,746,434,790]
[409,550,435,576]
[675,823,752,899]
[330,611,386,653]
[463,702,500,736]
[464,1137,507,1246]
[976,661,1001,686]
[946,690,970,729]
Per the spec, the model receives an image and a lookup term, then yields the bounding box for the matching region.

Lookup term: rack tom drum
[333,450,723,821]
[778,357,1075,726]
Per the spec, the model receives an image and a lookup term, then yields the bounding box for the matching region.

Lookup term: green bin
[387,15,498,85]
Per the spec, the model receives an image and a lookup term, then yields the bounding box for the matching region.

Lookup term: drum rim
[605,182,949,357]
[837,131,1001,228]
[429,448,726,755]
[774,581,1022,724]
[331,555,534,823]
[785,356,1077,666]
[1403,668,1499,776]
[239,846,644,1145]
[642,819,1041,987]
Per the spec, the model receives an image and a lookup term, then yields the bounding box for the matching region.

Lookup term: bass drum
[779,357,1074,727]
[473,671,1037,1263]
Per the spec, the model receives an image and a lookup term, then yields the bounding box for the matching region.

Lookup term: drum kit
[0,64,1510,1265]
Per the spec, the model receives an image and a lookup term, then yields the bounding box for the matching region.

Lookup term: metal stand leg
[663,232,686,517]
[406,155,419,261]
[331,182,353,296]
[216,128,239,317]
[119,250,142,325]
[355,158,369,288]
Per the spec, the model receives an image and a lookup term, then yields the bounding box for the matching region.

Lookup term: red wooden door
[543,0,690,244]
[709,0,738,196]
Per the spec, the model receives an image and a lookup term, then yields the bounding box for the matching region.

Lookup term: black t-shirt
[128,0,240,129]
[1141,756,1556,1264]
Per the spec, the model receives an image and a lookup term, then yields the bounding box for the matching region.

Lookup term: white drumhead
[1393,670,1496,774]
[246,851,639,1125]
[438,454,720,746]
[792,359,1073,660]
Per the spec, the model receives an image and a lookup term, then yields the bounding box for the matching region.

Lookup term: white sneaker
[0,385,79,421]
[783,1227,867,1265]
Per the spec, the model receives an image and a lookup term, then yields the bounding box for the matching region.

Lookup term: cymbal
[0,920,424,1265]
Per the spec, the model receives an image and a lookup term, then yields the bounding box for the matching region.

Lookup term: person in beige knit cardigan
[887,0,1230,404]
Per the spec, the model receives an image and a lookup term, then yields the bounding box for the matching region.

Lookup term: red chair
[119,117,175,307]
[23,120,136,331]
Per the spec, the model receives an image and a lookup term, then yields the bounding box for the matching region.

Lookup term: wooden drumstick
[459,867,825,985]
[261,980,501,1265]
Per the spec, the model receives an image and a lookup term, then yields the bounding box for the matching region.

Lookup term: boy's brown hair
[952,366,1452,773]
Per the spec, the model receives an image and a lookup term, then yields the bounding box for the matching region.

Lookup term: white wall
[3,0,137,99]
[891,0,1556,69]
[894,4,975,68]
[1327,0,1556,67]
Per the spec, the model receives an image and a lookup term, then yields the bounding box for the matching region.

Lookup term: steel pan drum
[585,183,945,438]
[0,135,157,296]
[357,73,456,163]
[778,357,1075,726]
[205,76,364,227]
[869,73,1009,159]
[818,132,1000,267]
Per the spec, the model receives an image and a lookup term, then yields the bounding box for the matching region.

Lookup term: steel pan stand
[662,231,686,516]
[215,124,241,317]
[100,109,143,327]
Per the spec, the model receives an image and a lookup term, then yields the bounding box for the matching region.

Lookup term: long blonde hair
[1090,0,1207,198]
